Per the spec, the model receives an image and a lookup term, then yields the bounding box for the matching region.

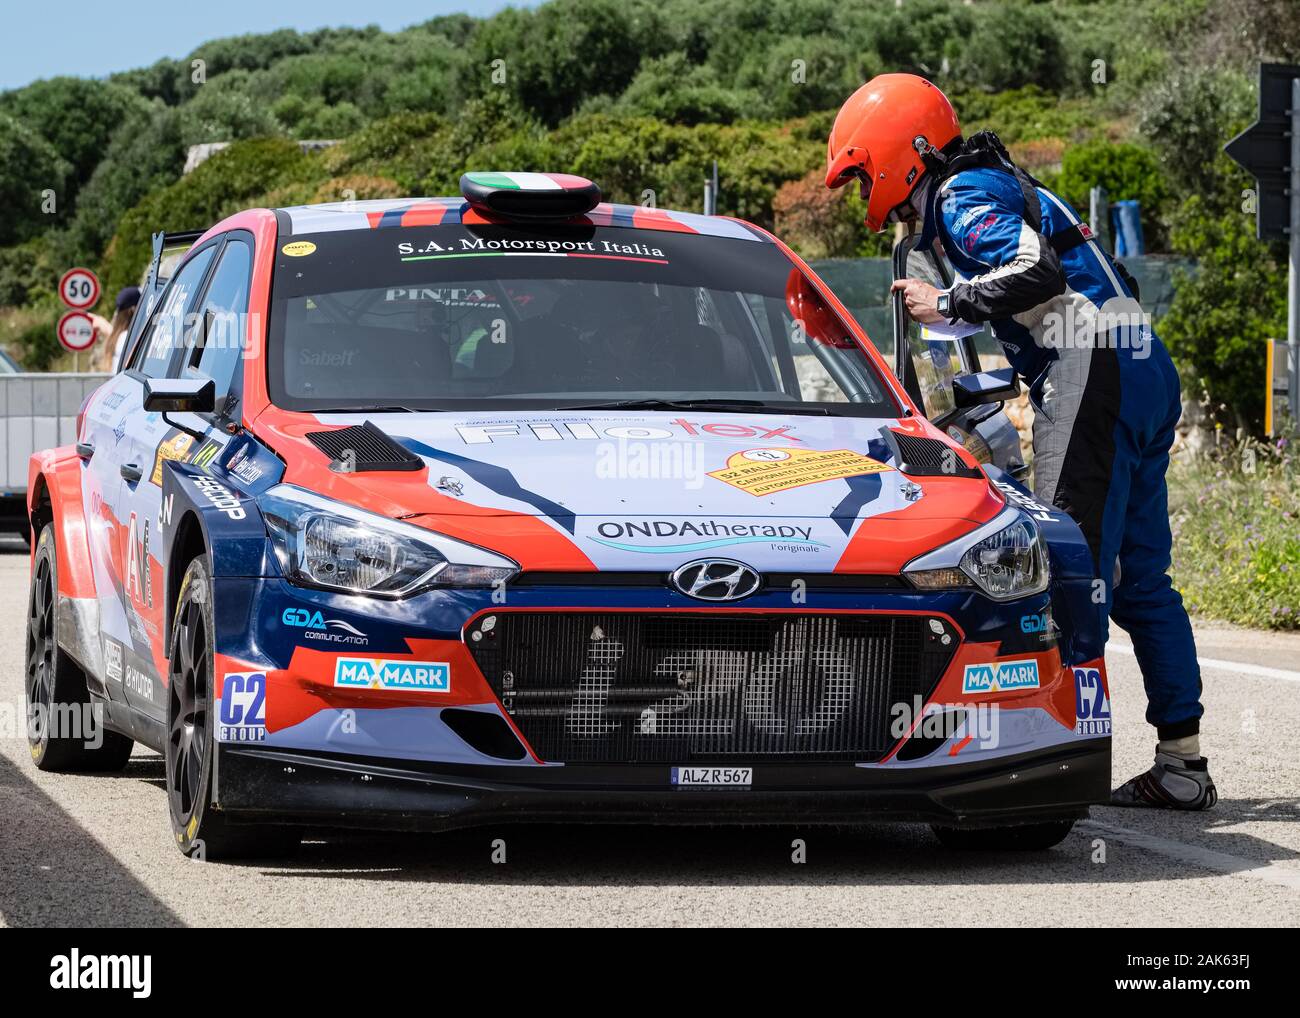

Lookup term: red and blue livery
[25,172,1110,857]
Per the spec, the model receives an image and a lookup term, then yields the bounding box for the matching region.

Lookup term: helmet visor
[825,148,874,193]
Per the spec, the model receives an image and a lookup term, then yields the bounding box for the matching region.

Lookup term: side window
[184,238,252,407]
[132,246,216,378]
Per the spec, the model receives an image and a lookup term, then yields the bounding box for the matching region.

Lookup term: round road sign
[57,310,97,353]
[59,267,101,310]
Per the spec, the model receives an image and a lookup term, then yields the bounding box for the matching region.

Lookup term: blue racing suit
[916,162,1202,739]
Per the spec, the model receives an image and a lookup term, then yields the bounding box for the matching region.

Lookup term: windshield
[268,222,898,417]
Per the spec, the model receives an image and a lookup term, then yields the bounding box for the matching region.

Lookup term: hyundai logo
[670,559,762,601]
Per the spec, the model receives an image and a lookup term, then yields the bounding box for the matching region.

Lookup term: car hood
[260,410,1006,574]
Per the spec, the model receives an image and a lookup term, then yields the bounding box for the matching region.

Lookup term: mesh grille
[305,421,424,472]
[466,612,956,763]
[890,431,981,478]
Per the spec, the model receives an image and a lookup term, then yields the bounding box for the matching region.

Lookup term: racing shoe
[1111,752,1217,810]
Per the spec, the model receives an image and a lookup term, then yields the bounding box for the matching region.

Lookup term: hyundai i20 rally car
[26,171,1111,858]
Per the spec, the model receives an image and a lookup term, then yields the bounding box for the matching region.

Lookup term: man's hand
[890,278,946,324]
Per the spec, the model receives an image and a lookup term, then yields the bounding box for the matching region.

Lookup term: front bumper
[213,737,1110,832]
[211,575,1111,831]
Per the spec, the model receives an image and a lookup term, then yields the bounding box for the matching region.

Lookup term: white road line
[1108,641,1300,684]
[1079,820,1300,890]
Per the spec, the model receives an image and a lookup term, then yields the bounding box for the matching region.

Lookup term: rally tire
[930,820,1075,851]
[26,524,133,772]
[165,554,298,861]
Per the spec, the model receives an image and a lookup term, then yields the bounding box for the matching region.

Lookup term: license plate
[671,766,752,787]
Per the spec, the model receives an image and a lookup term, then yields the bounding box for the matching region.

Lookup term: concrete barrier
[0,373,108,495]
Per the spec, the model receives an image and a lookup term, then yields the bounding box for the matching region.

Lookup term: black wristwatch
[935,290,953,320]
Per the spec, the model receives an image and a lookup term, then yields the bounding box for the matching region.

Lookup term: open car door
[891,232,1028,478]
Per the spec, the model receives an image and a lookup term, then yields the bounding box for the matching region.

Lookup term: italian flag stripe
[465,171,566,190]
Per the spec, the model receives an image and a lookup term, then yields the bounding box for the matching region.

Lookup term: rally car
[26,171,1111,858]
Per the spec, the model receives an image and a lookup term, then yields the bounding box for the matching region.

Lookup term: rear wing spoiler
[115,228,207,373]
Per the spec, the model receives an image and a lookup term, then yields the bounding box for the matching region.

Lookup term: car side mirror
[144,376,215,414]
[953,367,1019,409]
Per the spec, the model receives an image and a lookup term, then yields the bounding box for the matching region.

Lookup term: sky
[0,1,528,90]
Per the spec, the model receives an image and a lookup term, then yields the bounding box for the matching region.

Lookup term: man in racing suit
[825,73,1216,809]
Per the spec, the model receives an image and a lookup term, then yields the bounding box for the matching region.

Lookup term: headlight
[260,485,518,598]
[904,508,1049,601]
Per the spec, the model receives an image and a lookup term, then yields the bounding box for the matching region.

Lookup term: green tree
[0,78,148,210]
[179,71,279,145]
[955,2,1068,93]
[0,114,69,246]
[1139,68,1253,204]
[65,105,187,262]
[464,0,665,125]
[1158,193,1286,433]
[735,35,866,119]
[612,54,754,125]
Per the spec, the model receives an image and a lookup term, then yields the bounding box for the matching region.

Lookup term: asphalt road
[1,541,1298,928]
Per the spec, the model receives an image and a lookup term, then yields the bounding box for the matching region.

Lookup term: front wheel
[930,820,1075,851]
[165,554,298,860]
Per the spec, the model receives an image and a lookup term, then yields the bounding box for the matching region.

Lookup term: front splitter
[213,738,1110,832]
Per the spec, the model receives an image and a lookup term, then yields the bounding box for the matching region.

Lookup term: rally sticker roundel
[282,241,316,257]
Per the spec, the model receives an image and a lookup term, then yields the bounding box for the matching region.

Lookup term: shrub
[310,175,404,204]
[11,309,63,371]
[0,237,60,306]
[773,169,890,259]
[548,114,819,227]
[1056,139,1168,243]
[1168,443,1300,630]
[319,111,449,192]
[952,87,1101,145]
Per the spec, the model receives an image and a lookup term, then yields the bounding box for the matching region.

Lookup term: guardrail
[0,373,109,495]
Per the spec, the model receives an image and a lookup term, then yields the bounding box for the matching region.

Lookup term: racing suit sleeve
[939,178,1066,323]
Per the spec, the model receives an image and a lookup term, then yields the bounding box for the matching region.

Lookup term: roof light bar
[460,171,603,220]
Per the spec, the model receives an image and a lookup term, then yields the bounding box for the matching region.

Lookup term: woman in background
[86,285,140,372]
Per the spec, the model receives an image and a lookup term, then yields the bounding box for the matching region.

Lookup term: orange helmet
[825,73,961,233]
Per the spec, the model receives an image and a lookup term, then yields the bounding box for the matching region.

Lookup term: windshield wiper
[553,398,833,416]
[309,404,432,413]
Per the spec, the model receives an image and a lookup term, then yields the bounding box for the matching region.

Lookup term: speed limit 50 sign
[59,267,101,310]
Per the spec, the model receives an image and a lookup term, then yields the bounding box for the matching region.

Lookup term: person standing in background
[86,285,140,373]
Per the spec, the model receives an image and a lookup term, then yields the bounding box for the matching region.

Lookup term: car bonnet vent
[887,430,982,479]
[305,421,424,472]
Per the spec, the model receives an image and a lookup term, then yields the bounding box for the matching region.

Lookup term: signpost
[1225,63,1300,428]
[56,266,101,371]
